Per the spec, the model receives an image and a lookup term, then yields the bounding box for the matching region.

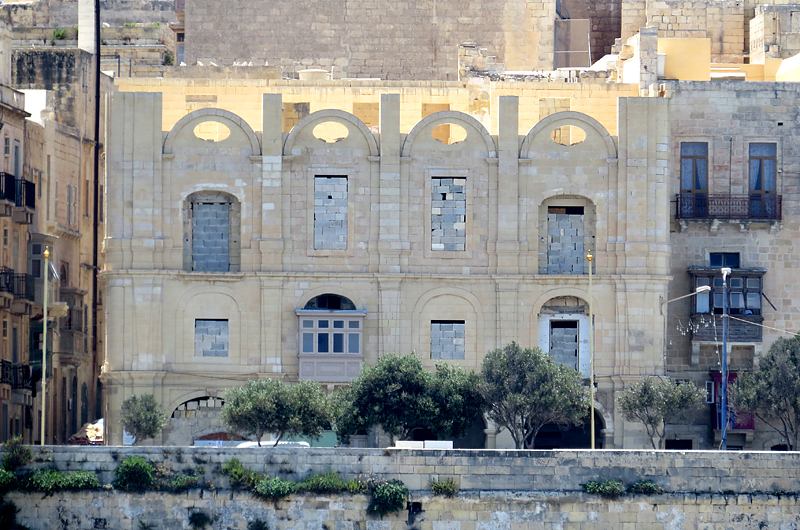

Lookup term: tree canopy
[618,377,704,449]
[333,353,485,444]
[119,394,168,445]
[221,379,332,446]
[480,342,587,449]
[730,335,800,450]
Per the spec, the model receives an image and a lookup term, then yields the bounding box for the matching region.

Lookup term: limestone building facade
[102,85,673,448]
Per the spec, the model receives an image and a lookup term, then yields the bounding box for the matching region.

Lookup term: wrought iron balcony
[11,274,34,301]
[676,193,781,221]
[0,173,14,204]
[14,179,34,210]
[11,363,30,390]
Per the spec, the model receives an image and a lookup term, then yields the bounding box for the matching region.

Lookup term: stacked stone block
[431,177,466,251]
[549,322,579,369]
[191,202,230,272]
[546,211,585,274]
[430,321,466,359]
[194,319,229,357]
[314,177,348,250]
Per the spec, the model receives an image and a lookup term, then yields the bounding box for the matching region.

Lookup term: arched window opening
[303,294,356,310]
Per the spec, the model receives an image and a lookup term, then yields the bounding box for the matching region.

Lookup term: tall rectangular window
[546,206,584,274]
[431,178,466,251]
[679,142,708,218]
[430,320,465,359]
[194,319,229,357]
[749,143,777,218]
[549,320,579,370]
[314,176,348,250]
[191,202,230,271]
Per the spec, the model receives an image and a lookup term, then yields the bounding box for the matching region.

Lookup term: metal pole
[721,267,730,450]
[40,246,49,446]
[587,252,595,450]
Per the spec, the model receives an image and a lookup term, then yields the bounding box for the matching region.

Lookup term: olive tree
[221,379,331,446]
[481,342,588,449]
[333,353,485,444]
[119,394,168,445]
[618,377,704,449]
[730,336,800,450]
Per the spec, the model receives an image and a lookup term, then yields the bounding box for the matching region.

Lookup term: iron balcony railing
[14,179,35,210]
[0,270,35,301]
[61,308,84,333]
[0,360,32,390]
[0,173,14,203]
[676,193,782,221]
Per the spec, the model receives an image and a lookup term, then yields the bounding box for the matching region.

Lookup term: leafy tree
[481,342,587,449]
[730,336,800,451]
[618,377,704,449]
[334,353,486,444]
[221,379,331,446]
[119,394,167,445]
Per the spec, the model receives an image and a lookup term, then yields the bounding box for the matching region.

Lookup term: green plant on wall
[52,28,67,40]
[114,456,154,492]
[368,480,409,516]
[2,437,33,472]
[583,479,626,499]
[430,478,458,497]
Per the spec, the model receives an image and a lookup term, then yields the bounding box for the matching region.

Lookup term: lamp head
[587,252,593,262]
[695,285,711,293]
[44,246,49,260]
[721,267,732,281]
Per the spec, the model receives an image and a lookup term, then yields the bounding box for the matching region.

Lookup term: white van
[236,441,310,448]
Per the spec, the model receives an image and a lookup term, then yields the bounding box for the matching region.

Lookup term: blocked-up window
[546,206,584,274]
[314,176,348,250]
[431,178,466,251]
[194,319,229,357]
[430,320,465,359]
[192,202,230,271]
[549,320,578,370]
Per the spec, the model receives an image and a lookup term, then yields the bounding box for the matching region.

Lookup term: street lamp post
[721,267,731,450]
[40,246,50,446]
[587,252,594,450]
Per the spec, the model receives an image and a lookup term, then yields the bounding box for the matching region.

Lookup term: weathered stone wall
[183,0,547,78]
[7,447,800,529]
[664,80,800,448]
[1,0,176,28]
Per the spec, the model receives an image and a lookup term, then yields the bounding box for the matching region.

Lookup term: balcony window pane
[333,320,344,329]
[764,159,776,191]
[318,320,329,329]
[695,159,707,190]
[302,333,314,353]
[730,292,744,309]
[696,293,710,313]
[681,142,708,156]
[348,333,360,353]
[681,159,693,190]
[348,321,360,329]
[302,320,314,329]
[746,278,760,289]
[750,143,776,157]
[333,333,344,353]
[318,333,329,353]
[729,278,743,288]
[746,292,761,310]
[750,160,762,191]
[713,292,724,310]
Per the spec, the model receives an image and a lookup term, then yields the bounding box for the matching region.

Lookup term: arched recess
[412,287,484,367]
[163,108,261,156]
[520,111,616,159]
[162,395,229,446]
[176,287,245,364]
[283,109,379,157]
[401,111,496,158]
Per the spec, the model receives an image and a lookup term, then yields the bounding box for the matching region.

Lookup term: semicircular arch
[521,111,616,159]
[283,109,379,157]
[165,391,225,416]
[164,107,261,156]
[529,287,595,316]
[296,285,367,311]
[401,111,496,158]
[412,286,484,315]
[176,285,246,314]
